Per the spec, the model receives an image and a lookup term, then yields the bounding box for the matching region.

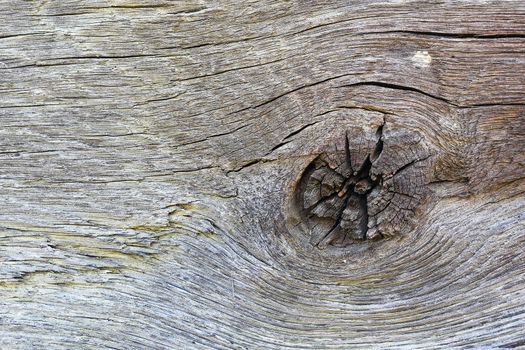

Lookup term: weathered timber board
[1,0,525,349]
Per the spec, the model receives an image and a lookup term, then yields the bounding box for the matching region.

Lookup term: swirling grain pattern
[1,0,524,349]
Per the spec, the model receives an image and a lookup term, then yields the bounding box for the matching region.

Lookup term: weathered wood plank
[1,0,524,348]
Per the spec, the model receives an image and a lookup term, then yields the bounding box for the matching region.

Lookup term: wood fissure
[1,0,524,349]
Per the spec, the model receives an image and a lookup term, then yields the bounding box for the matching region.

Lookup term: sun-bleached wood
[1,0,524,349]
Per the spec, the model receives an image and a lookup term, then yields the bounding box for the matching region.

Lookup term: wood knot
[295,123,431,249]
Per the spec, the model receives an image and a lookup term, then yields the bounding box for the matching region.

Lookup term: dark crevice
[269,140,293,153]
[298,119,429,248]
[41,54,160,61]
[36,12,94,17]
[86,4,176,9]
[283,121,321,141]
[314,186,353,247]
[232,76,524,118]
[370,197,393,218]
[345,131,353,173]
[356,156,372,179]
[253,74,351,110]
[394,159,419,176]
[339,81,525,109]
[231,74,352,116]
[0,33,42,40]
[359,30,525,40]
[177,124,248,148]
[461,102,525,108]
[225,158,274,173]
[303,125,385,246]
[305,191,341,213]
[178,34,267,50]
[357,195,369,240]
[339,81,460,107]
[394,155,431,176]
[371,124,384,161]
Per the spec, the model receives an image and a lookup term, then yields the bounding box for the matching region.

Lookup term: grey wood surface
[1,0,524,349]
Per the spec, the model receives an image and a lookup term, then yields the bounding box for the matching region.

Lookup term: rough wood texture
[1,1,525,349]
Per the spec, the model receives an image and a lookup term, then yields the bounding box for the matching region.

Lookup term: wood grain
[1,0,524,348]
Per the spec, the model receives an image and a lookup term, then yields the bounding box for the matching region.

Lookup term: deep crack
[297,123,428,248]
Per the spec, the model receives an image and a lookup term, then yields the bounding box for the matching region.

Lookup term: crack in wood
[296,123,429,248]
